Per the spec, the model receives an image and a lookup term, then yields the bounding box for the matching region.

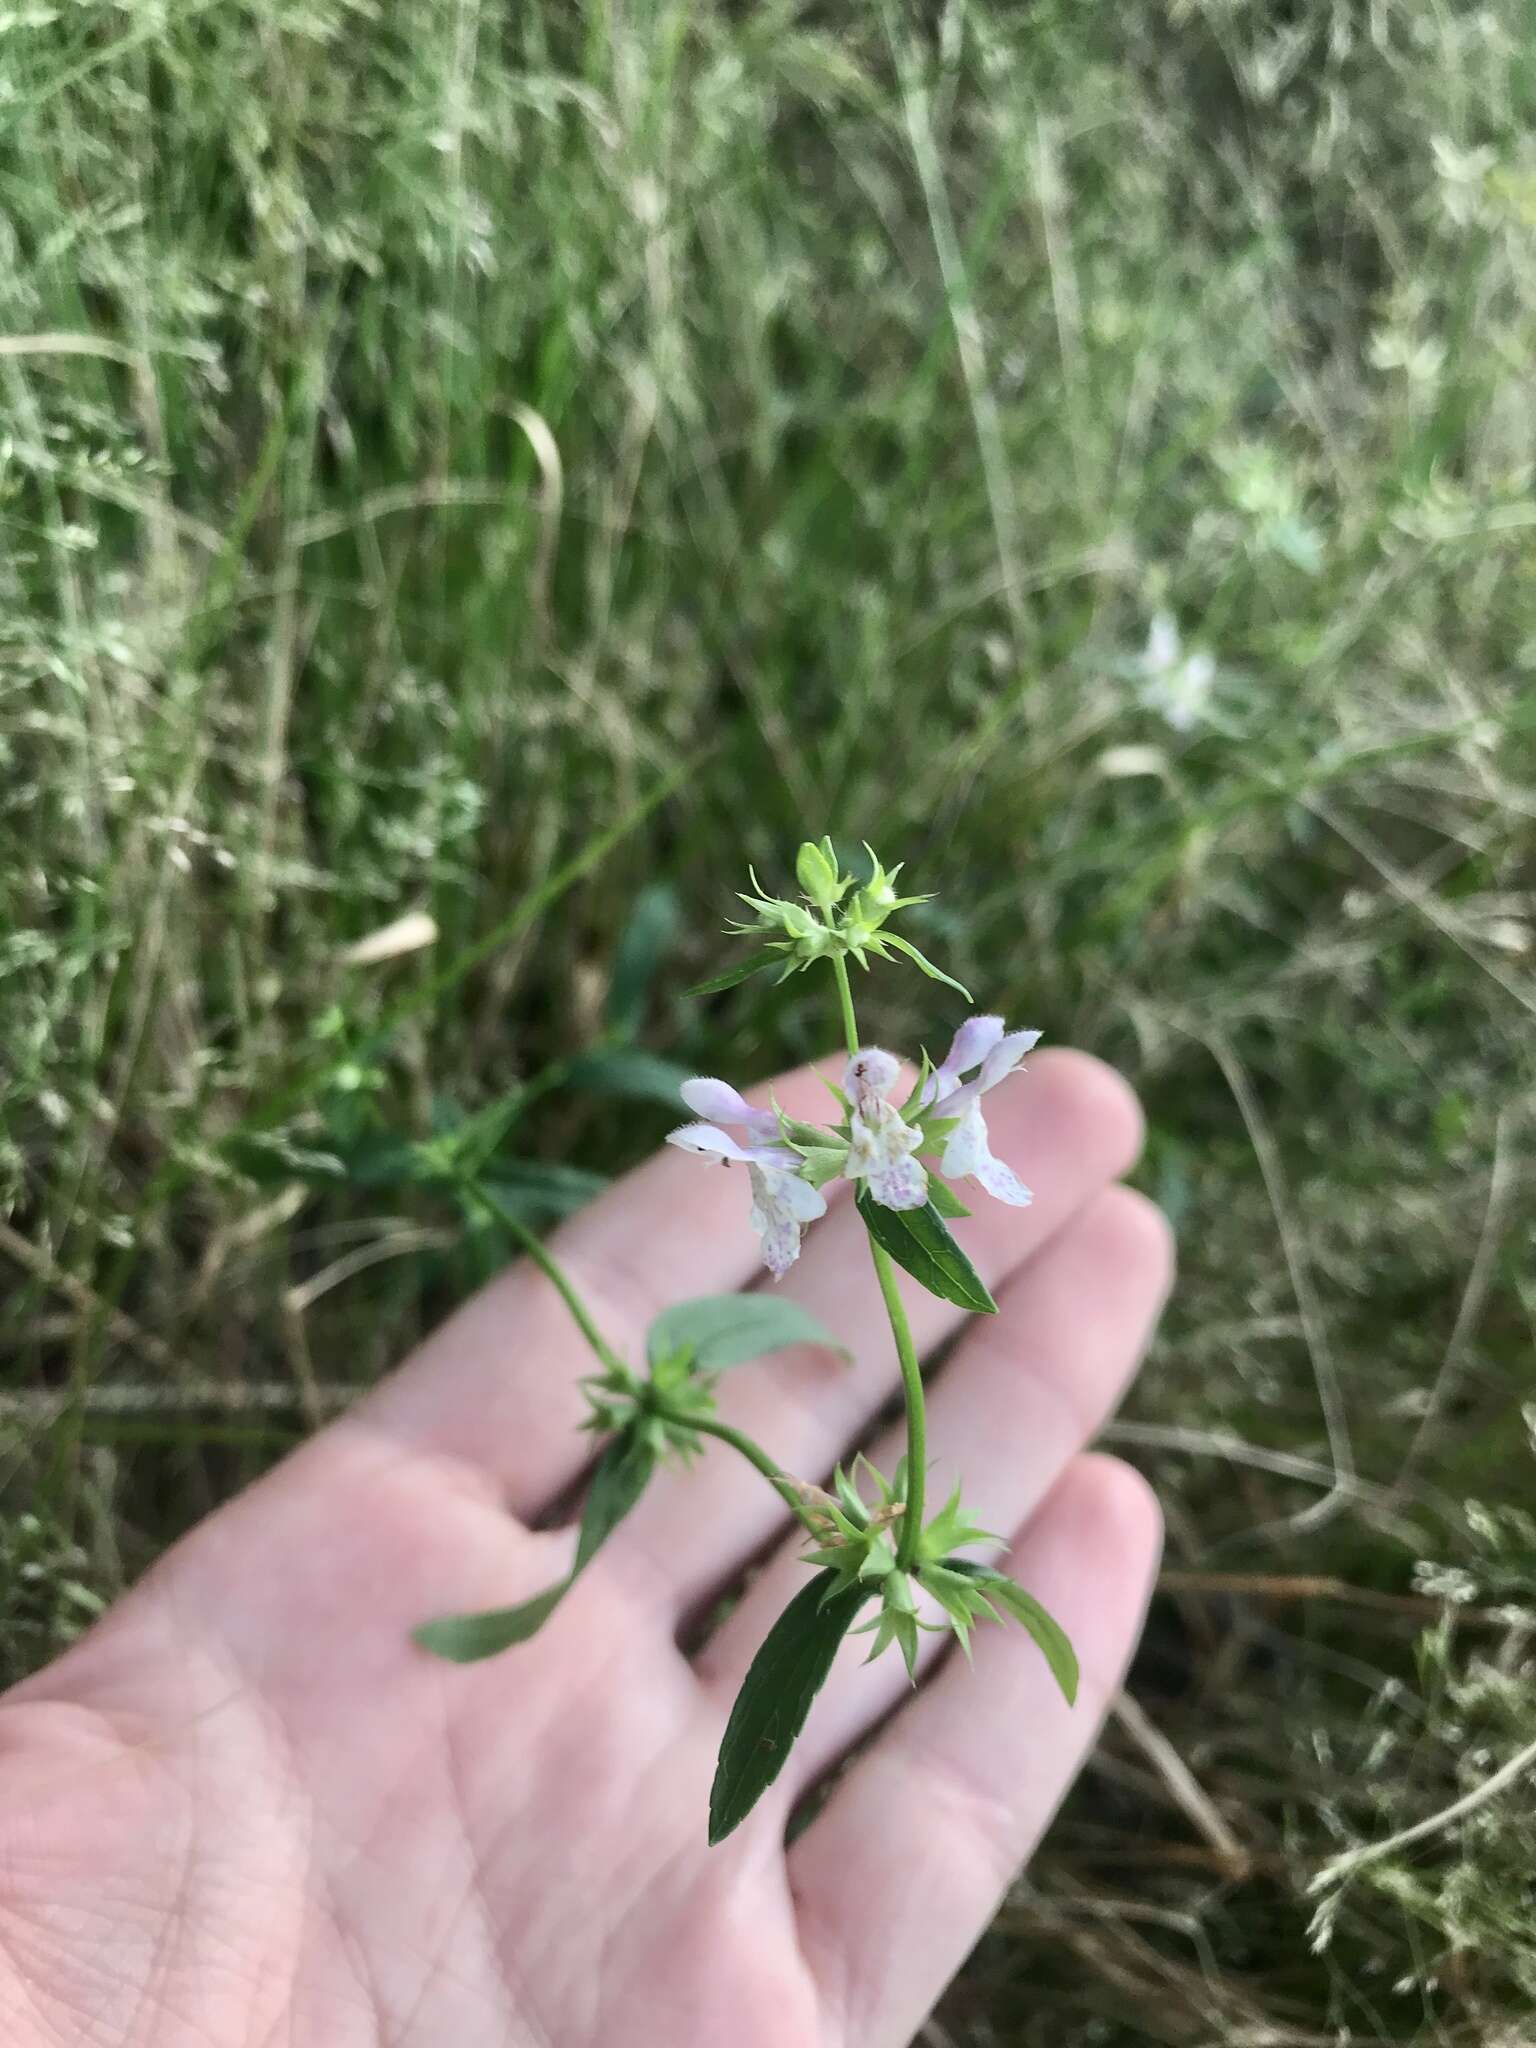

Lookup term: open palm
[0,1050,1170,2048]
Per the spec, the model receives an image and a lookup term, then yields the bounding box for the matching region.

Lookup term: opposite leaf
[647,1294,848,1375]
[685,956,774,998]
[414,1433,655,1662]
[946,1558,1080,1703]
[709,1569,870,1844]
[855,1190,997,1314]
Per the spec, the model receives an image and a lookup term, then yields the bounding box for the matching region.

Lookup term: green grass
[4,1,1536,2038]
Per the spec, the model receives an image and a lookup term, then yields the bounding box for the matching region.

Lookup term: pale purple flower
[1137,612,1215,732]
[666,1077,827,1277]
[843,1047,927,1211]
[920,1016,1039,1207]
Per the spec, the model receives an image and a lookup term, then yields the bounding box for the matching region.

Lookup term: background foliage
[3,1,1534,2039]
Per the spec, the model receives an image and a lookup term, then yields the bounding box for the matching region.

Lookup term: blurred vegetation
[3,0,1535,2040]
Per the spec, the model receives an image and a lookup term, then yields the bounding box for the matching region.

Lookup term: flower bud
[795,836,845,915]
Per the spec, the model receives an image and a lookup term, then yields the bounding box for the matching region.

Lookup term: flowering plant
[416,842,1078,1842]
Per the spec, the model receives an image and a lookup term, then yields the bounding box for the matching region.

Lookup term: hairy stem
[830,951,927,1564]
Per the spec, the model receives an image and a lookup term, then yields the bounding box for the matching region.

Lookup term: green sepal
[925,1177,971,1220]
[795,1144,850,1190]
[708,1570,871,1844]
[943,1558,1080,1702]
[856,1189,997,1314]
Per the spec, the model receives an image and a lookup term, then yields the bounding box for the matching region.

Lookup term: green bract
[700,842,970,996]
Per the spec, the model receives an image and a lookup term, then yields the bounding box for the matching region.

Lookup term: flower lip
[665,1123,800,1169]
[678,1076,779,1136]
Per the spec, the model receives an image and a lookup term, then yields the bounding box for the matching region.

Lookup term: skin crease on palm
[0,1049,1172,2048]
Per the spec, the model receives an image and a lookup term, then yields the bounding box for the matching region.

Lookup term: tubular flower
[665,1078,827,1277]
[920,1016,1040,1207]
[843,1047,926,1211]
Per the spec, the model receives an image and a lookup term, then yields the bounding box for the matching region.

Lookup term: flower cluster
[786,1455,1026,1679]
[667,1014,1040,1276]
[708,837,970,998]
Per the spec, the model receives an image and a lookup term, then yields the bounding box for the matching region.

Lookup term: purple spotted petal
[748,1165,828,1277]
[866,1152,928,1210]
[940,1104,1032,1207]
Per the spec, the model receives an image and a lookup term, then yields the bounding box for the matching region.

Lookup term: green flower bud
[795,836,847,915]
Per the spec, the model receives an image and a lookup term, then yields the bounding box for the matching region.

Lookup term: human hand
[0,1049,1170,2047]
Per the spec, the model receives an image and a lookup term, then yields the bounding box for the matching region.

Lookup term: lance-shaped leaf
[564,1047,696,1109]
[943,1558,1079,1702]
[855,1190,997,1314]
[414,1433,655,1662]
[646,1294,848,1376]
[685,955,775,998]
[708,1570,870,1844]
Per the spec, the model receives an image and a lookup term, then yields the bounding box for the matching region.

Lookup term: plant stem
[831,953,860,1059]
[873,1237,927,1564]
[830,949,927,1565]
[655,1408,821,1534]
[470,1185,632,1382]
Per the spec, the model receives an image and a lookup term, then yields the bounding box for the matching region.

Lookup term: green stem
[470,1185,632,1383]
[656,1409,821,1534]
[829,949,927,1566]
[830,953,860,1059]
[873,1239,926,1563]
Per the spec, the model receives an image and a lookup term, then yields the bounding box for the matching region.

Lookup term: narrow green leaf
[573,1433,656,1569]
[479,1159,609,1220]
[856,1191,996,1313]
[946,1560,1080,1703]
[646,1295,847,1374]
[604,883,680,1036]
[415,1434,654,1663]
[564,1047,695,1108]
[709,1570,870,1844]
[925,1177,971,1220]
[879,933,973,1002]
[412,1584,569,1661]
[685,955,774,998]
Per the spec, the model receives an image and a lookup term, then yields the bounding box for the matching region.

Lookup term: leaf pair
[415,1291,845,1662]
[708,1555,1080,1843]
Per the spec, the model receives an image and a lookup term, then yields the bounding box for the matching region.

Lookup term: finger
[610,1051,1145,1611]
[791,1454,1162,2048]
[694,1184,1172,1769]
[348,1061,851,1514]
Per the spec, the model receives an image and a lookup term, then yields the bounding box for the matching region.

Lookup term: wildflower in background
[921,1016,1039,1207]
[666,1078,827,1277]
[1136,612,1216,732]
[844,1047,927,1210]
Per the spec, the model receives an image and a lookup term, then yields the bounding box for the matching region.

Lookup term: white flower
[666,1077,827,1277]
[1136,612,1216,732]
[921,1016,1039,1207]
[842,1047,927,1211]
